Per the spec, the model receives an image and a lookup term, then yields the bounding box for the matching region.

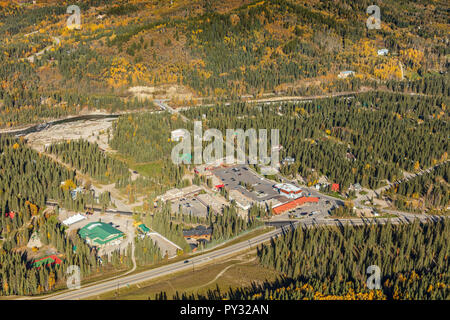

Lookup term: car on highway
[184,260,190,264]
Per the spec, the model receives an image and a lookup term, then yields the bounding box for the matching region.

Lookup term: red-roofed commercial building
[331,183,340,192]
[272,197,319,215]
[5,212,15,219]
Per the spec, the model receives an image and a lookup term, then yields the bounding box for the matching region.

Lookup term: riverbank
[0,108,158,137]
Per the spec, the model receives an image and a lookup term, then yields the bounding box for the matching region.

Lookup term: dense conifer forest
[110,112,191,163]
[0,0,448,301]
[157,220,449,300]
[1,0,448,126]
[384,162,449,213]
[0,136,133,296]
[183,90,449,192]
[47,139,131,187]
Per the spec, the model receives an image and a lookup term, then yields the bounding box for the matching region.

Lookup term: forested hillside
[183,91,450,192]
[159,220,449,300]
[0,0,448,301]
[384,162,449,213]
[0,0,448,127]
[47,139,131,187]
[110,112,190,200]
[0,136,79,221]
[111,112,190,163]
[0,135,132,296]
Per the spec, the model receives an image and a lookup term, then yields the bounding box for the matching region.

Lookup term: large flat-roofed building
[272,197,319,215]
[229,189,254,210]
[273,183,302,199]
[183,225,212,241]
[180,185,202,196]
[79,222,124,247]
[158,188,184,202]
[62,213,86,226]
[158,185,203,202]
[196,193,226,214]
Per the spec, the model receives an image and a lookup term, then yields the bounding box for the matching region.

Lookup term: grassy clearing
[95,251,279,300]
[133,161,165,177]
[322,191,347,200]
[108,152,164,178]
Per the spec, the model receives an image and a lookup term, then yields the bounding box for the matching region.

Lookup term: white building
[62,213,87,226]
[338,71,355,79]
[171,129,188,142]
[377,48,389,56]
[282,157,295,165]
[274,183,303,199]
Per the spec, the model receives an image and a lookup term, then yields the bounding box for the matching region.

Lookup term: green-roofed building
[138,223,150,234]
[78,222,124,247]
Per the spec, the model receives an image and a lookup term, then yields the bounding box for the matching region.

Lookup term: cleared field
[94,251,279,300]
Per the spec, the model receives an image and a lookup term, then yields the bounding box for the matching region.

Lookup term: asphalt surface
[212,165,280,201]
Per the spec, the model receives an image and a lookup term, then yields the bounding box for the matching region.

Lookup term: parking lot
[270,198,334,221]
[171,196,208,217]
[212,165,280,201]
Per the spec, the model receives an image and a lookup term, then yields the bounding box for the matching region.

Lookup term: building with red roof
[5,212,15,219]
[32,255,63,269]
[272,197,319,215]
[331,183,340,192]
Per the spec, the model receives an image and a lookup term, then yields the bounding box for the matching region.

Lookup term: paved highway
[43,214,445,300]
